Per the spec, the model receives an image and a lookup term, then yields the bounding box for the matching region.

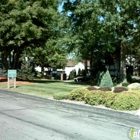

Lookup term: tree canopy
[0,0,140,81]
[61,0,140,81]
[0,0,67,72]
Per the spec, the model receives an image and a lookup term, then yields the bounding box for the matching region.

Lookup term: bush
[69,88,89,101]
[68,87,140,111]
[113,87,128,93]
[97,70,113,87]
[126,74,133,83]
[55,74,60,80]
[105,93,118,108]
[122,82,130,87]
[69,69,76,80]
[110,93,140,110]
[53,92,69,100]
[121,91,140,100]
[36,72,42,78]
[98,87,112,91]
[84,90,112,106]
[87,86,98,91]
[17,61,34,81]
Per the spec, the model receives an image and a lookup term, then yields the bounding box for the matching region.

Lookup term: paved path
[0,90,140,140]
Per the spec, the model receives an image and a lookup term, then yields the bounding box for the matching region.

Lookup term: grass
[0,79,89,98]
[53,92,70,100]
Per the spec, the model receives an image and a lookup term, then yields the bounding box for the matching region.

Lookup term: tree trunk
[41,65,45,78]
[84,59,87,76]
[1,51,9,70]
[119,42,127,83]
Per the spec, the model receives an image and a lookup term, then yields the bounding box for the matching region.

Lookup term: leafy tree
[31,43,67,77]
[0,0,64,72]
[61,0,140,82]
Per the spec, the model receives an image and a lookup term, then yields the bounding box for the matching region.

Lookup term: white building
[65,61,85,78]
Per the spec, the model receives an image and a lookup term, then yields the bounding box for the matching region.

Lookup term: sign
[8,70,17,78]
[7,70,17,88]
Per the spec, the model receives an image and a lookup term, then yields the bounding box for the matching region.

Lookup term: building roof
[66,59,90,67]
[66,60,75,67]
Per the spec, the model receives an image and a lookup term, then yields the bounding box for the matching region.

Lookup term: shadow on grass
[29,79,93,86]
[0,78,94,86]
[0,79,7,82]
[29,79,64,84]
[64,81,94,86]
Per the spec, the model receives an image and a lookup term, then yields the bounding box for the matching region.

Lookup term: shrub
[122,82,130,87]
[69,69,76,80]
[121,91,140,100]
[126,74,133,83]
[55,74,60,80]
[87,86,98,91]
[17,61,34,81]
[84,90,102,105]
[96,71,104,85]
[98,87,112,91]
[84,90,112,106]
[110,93,140,110]
[104,92,118,108]
[36,72,42,78]
[69,88,89,101]
[53,92,69,100]
[77,68,82,76]
[97,70,113,87]
[113,87,128,93]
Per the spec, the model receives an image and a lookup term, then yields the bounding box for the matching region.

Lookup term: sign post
[7,70,17,88]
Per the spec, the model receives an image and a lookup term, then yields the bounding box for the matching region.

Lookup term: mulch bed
[0,76,34,85]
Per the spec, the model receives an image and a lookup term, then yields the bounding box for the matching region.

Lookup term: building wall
[64,62,85,79]
[35,62,85,78]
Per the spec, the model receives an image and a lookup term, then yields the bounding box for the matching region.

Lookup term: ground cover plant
[110,92,140,110]
[84,90,111,106]
[69,87,140,111]
[69,88,90,101]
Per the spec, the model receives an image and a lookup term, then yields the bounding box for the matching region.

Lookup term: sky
[58,2,64,12]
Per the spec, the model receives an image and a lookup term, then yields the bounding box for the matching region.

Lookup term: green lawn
[0,79,89,98]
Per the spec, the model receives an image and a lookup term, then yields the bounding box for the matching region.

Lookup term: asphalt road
[0,90,140,140]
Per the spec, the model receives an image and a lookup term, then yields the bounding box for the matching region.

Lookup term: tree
[0,0,63,71]
[17,59,34,81]
[61,0,140,82]
[31,42,67,77]
[97,69,113,87]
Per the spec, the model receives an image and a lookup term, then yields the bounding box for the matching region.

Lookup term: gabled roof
[66,59,90,67]
[66,60,75,67]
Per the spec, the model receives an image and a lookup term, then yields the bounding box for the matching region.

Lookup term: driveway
[0,90,140,140]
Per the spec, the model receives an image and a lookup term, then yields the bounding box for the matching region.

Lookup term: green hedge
[69,88,89,101]
[84,90,112,105]
[69,87,140,111]
[110,92,140,110]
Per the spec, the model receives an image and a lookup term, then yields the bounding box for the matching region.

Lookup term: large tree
[31,40,67,77]
[61,0,140,81]
[0,0,66,71]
